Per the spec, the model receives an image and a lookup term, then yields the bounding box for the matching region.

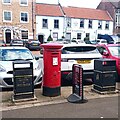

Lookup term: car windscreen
[0,49,34,61]
[62,46,98,54]
[108,46,120,56]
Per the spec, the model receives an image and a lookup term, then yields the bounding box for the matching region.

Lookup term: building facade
[36,3,113,42]
[0,2,114,43]
[0,0,35,43]
[35,3,65,43]
[63,6,113,41]
[97,0,120,36]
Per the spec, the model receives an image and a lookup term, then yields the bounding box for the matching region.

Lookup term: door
[38,35,44,44]
[65,33,71,40]
[5,29,11,43]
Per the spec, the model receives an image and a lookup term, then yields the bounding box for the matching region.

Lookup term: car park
[49,39,70,44]
[0,40,6,47]
[61,44,102,84]
[40,44,102,85]
[10,39,24,46]
[97,44,120,82]
[25,39,41,50]
[0,46,43,88]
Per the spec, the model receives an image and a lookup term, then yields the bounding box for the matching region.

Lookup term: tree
[84,37,91,44]
[47,35,53,42]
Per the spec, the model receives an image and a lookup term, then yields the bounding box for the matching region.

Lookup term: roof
[36,3,64,17]
[100,0,120,8]
[35,3,113,21]
[63,6,112,21]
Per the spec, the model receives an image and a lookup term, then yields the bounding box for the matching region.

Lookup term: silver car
[0,47,42,88]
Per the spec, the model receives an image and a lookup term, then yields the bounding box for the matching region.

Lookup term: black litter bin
[13,61,34,100]
[93,58,117,93]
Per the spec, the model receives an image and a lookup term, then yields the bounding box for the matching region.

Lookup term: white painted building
[36,3,65,43]
[35,3,113,43]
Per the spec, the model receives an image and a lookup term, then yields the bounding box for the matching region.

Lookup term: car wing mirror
[103,51,109,56]
[35,56,40,60]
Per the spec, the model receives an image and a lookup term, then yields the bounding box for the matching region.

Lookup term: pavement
[1,83,120,112]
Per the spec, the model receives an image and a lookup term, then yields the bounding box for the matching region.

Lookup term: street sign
[67,64,87,103]
[73,64,83,99]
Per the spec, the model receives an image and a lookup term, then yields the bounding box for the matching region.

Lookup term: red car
[97,44,120,82]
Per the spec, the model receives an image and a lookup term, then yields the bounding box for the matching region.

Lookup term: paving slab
[0,85,119,111]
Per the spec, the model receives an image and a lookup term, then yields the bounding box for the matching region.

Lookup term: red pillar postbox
[41,43,63,97]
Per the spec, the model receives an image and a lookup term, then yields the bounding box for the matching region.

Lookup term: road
[2,96,119,118]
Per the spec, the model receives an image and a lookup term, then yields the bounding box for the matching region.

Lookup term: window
[116,9,120,26]
[80,19,84,28]
[62,46,98,54]
[77,33,81,39]
[88,20,92,28]
[98,21,102,29]
[20,0,28,6]
[3,11,12,21]
[105,21,109,29]
[3,0,10,4]
[20,12,28,22]
[54,19,59,29]
[21,30,28,39]
[42,19,48,28]
[116,9,120,13]
[67,18,71,28]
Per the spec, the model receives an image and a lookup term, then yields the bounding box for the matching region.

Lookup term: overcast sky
[36,0,102,8]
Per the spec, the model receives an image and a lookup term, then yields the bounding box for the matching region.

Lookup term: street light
[50,29,52,36]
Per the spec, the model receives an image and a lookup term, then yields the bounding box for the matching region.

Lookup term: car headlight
[0,65,6,72]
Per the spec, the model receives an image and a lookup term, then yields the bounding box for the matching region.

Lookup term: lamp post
[50,29,52,36]
[32,0,34,39]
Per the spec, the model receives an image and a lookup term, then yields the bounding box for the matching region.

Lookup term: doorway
[38,35,44,44]
[5,29,11,43]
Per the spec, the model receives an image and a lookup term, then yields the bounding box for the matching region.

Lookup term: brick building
[97,0,120,36]
[0,0,35,43]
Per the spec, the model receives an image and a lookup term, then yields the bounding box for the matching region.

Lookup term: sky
[36,0,102,9]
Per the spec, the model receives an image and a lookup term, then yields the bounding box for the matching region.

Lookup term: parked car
[90,40,100,45]
[49,39,70,44]
[60,44,102,85]
[10,39,24,46]
[0,46,43,88]
[25,39,41,50]
[98,39,108,45]
[40,43,102,85]
[0,40,6,47]
[111,35,120,44]
[97,44,120,82]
